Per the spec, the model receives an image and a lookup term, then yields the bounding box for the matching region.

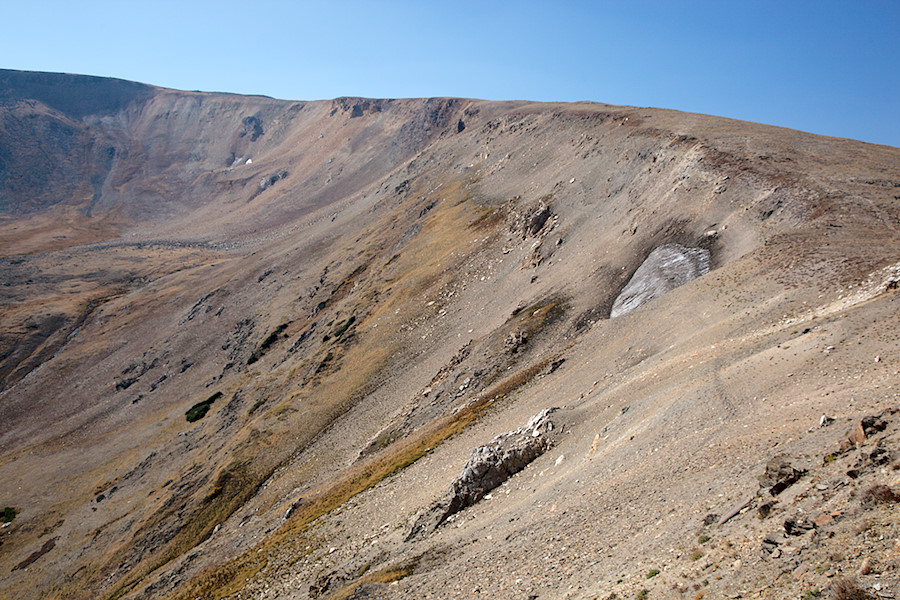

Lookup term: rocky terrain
[0,68,898,600]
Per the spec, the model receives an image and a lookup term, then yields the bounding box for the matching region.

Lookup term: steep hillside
[1,70,899,600]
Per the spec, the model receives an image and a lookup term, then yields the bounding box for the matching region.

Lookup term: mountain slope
[0,70,898,600]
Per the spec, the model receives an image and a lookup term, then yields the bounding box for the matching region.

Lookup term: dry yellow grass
[0,203,126,256]
[321,560,417,600]
[162,348,556,600]
[99,172,487,600]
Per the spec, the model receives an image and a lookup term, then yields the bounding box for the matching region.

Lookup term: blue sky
[2,0,898,146]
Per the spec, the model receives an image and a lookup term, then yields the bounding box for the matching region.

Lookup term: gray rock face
[759,454,806,496]
[610,243,710,318]
[406,408,557,541]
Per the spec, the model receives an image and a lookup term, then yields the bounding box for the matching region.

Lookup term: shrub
[333,316,356,339]
[185,392,223,422]
[860,484,899,505]
[646,569,660,579]
[247,323,289,364]
[185,402,212,422]
[830,578,876,600]
[2,507,15,523]
[259,323,288,352]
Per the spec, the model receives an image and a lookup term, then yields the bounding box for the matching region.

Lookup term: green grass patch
[333,316,356,339]
[260,323,288,351]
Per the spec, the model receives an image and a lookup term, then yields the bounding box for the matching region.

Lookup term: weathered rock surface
[610,243,710,317]
[406,408,558,541]
[760,454,806,496]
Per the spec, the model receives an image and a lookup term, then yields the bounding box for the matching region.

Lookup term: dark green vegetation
[247,323,288,365]
[185,392,223,423]
[332,315,355,340]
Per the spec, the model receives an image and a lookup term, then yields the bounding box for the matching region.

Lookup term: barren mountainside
[1,68,899,600]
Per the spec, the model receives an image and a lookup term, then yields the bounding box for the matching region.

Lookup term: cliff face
[1,72,899,600]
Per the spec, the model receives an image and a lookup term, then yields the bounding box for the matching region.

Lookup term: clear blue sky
[3,0,898,147]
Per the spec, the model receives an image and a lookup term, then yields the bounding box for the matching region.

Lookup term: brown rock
[760,455,806,496]
[849,421,867,446]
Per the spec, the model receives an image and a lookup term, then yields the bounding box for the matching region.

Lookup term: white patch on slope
[610,243,711,318]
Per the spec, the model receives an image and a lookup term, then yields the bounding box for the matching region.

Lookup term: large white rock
[610,243,710,318]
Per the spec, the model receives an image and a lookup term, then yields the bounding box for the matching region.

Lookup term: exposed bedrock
[610,243,711,318]
[406,408,558,541]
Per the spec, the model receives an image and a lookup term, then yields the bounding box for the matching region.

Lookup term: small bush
[698,534,711,544]
[646,569,660,579]
[247,323,289,364]
[2,507,16,523]
[185,403,212,422]
[861,484,899,506]
[259,323,288,352]
[333,316,356,339]
[185,392,223,422]
[830,578,876,600]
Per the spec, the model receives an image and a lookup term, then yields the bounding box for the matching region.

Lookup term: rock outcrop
[407,408,558,541]
[759,454,807,496]
[610,243,710,317]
